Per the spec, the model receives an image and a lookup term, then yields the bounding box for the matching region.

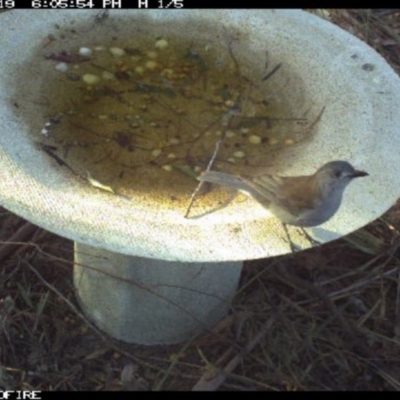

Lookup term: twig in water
[261,63,282,81]
[184,138,223,218]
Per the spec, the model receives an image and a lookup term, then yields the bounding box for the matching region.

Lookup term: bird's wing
[271,175,323,217]
[242,174,281,202]
[199,171,323,220]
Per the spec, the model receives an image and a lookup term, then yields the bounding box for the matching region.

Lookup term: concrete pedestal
[74,243,242,344]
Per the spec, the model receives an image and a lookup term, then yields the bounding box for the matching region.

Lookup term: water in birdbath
[20,17,318,208]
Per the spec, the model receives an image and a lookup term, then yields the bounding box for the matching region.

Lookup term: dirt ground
[1,9,400,391]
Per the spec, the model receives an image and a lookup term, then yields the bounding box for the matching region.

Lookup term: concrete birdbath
[1,9,400,344]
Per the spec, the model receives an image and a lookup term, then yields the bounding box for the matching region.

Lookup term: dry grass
[1,9,400,391]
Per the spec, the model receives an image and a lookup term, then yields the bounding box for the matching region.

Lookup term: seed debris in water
[38,34,309,201]
[109,47,126,57]
[55,62,68,72]
[86,171,115,193]
[155,39,168,49]
[82,74,100,85]
[248,135,262,144]
[152,149,162,157]
[79,47,92,57]
[135,66,145,74]
[233,151,246,158]
[145,60,158,70]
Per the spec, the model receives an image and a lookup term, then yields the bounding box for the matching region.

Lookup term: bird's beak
[351,170,369,178]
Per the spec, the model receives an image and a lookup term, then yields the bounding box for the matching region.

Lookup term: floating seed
[135,66,145,74]
[82,74,100,85]
[152,149,162,157]
[248,135,262,144]
[155,39,169,49]
[145,60,158,70]
[109,47,126,57]
[79,47,92,57]
[55,62,68,72]
[162,165,173,171]
[233,151,246,158]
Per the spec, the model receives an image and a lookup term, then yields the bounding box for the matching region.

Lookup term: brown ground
[1,9,400,391]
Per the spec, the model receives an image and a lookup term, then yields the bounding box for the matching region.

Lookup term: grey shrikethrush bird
[197,161,368,227]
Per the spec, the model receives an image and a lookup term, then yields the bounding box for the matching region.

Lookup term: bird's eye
[333,170,343,179]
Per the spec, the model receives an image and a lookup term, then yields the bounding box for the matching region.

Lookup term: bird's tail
[198,171,253,193]
[198,170,276,208]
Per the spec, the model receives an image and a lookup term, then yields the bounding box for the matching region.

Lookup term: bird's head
[316,160,368,196]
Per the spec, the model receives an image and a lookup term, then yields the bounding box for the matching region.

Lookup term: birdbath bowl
[1,10,400,344]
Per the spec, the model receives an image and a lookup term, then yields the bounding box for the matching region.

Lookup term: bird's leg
[281,224,321,254]
[281,223,300,254]
[299,228,321,247]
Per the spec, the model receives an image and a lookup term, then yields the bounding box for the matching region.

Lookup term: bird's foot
[299,228,321,247]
